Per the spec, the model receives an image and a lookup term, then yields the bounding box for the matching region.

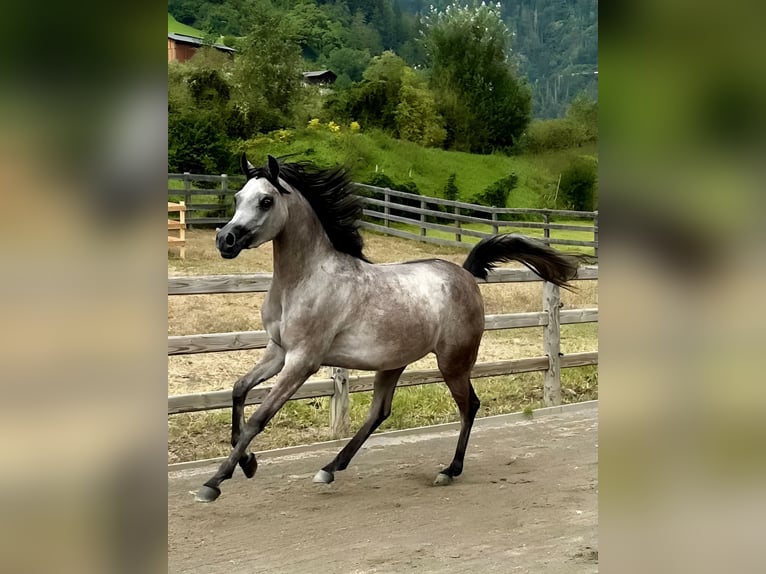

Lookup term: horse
[195,153,586,502]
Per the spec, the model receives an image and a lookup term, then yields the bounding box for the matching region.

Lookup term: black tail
[463,234,591,288]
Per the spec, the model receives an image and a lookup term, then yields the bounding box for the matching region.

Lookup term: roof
[303,70,337,79]
[168,33,236,53]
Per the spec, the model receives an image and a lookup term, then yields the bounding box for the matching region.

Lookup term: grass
[238,128,597,208]
[167,228,598,464]
[168,13,204,38]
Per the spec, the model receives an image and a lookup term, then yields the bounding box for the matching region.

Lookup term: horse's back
[321,258,484,371]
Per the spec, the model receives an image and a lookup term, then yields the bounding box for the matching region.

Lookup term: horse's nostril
[224,232,236,247]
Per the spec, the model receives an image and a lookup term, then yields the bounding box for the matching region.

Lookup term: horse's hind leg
[313,367,405,484]
[434,355,481,485]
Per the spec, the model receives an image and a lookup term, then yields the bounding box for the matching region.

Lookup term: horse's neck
[272,196,335,284]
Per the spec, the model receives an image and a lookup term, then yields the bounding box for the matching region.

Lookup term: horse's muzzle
[216,225,249,259]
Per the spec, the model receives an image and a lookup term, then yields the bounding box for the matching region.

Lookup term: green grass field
[237,128,597,208]
[168,13,204,38]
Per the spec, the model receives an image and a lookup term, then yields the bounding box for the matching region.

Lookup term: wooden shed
[168,33,236,63]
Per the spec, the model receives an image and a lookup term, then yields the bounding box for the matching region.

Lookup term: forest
[170,0,597,118]
[168,0,598,210]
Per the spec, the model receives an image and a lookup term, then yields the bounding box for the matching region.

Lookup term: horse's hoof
[433,473,453,486]
[195,485,221,503]
[240,453,258,478]
[313,469,334,484]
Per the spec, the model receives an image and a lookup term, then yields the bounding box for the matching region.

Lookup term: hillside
[238,127,596,207]
[168,12,203,38]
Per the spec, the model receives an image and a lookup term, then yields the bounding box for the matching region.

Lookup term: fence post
[219,174,228,217]
[384,189,390,228]
[455,206,462,242]
[183,171,191,205]
[593,210,599,258]
[542,212,550,245]
[543,282,562,406]
[420,200,427,239]
[330,367,350,438]
[491,211,499,235]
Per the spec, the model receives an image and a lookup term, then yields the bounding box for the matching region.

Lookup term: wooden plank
[167,266,598,296]
[168,273,273,295]
[359,221,468,249]
[167,220,185,230]
[362,197,497,227]
[168,379,336,414]
[485,312,547,329]
[168,330,270,355]
[354,183,597,218]
[363,210,490,239]
[561,308,599,324]
[168,308,598,356]
[168,202,186,211]
[543,282,562,406]
[167,352,598,415]
[185,218,231,226]
[185,203,228,210]
[544,238,597,248]
[167,237,186,245]
[482,265,598,283]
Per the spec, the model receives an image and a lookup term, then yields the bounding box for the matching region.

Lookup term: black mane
[270,160,369,261]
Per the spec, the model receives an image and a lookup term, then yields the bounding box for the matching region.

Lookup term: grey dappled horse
[195,154,585,502]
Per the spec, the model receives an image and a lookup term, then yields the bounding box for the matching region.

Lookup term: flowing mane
[275,160,369,262]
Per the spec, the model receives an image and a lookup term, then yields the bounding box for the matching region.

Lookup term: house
[168,33,236,63]
[302,70,337,86]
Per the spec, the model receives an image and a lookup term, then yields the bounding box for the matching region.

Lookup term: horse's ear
[268,155,280,182]
[240,153,256,179]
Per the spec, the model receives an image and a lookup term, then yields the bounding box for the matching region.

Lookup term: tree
[232,7,305,132]
[422,1,532,152]
[395,68,446,147]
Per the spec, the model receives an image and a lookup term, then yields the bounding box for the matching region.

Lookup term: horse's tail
[462,234,590,289]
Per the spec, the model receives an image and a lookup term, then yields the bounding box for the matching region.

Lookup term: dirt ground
[168,405,598,573]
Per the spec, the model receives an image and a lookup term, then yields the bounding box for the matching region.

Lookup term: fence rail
[168,173,598,255]
[168,266,599,439]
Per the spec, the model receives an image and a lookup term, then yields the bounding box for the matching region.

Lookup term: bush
[558,157,597,211]
[443,173,459,201]
[473,173,518,209]
[520,119,581,153]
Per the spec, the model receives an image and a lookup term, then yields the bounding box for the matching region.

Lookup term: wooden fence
[168,173,598,256]
[168,266,598,439]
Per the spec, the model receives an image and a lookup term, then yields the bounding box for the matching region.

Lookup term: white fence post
[330,367,350,438]
[420,200,427,238]
[543,282,562,406]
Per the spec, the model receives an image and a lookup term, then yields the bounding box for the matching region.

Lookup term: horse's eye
[260,197,273,211]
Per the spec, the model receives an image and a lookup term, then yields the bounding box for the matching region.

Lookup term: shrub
[520,119,581,153]
[443,173,459,201]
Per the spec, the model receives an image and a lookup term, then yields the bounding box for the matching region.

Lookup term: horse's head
[216,154,290,259]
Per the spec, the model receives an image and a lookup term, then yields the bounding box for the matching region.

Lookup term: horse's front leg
[196,352,320,502]
[231,341,285,476]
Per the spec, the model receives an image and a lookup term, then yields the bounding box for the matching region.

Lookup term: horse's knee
[232,379,251,401]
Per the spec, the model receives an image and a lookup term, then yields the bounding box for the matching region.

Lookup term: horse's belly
[323,324,435,371]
